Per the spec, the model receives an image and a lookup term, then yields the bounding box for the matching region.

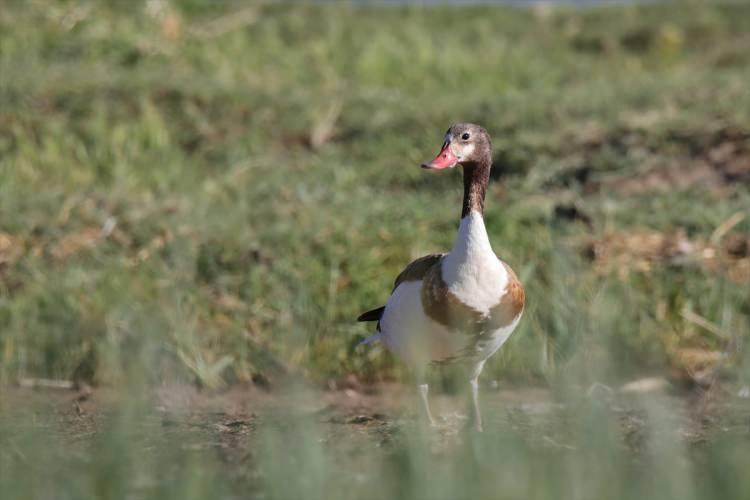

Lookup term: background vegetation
[1,1,749,499]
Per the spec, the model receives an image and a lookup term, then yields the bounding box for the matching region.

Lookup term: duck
[358,123,525,432]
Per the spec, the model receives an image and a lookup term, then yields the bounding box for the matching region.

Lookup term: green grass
[1,1,750,499]
[2,0,748,387]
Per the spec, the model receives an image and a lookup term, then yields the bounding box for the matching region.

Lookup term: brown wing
[356,254,443,324]
[487,261,525,329]
[392,253,445,291]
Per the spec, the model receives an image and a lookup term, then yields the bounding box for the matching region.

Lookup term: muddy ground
[4,381,749,459]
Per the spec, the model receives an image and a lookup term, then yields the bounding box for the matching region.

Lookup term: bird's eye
[461,133,470,140]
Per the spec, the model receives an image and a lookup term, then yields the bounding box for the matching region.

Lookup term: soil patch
[553,126,750,194]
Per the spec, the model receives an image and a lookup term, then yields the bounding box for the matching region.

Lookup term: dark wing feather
[357,306,385,322]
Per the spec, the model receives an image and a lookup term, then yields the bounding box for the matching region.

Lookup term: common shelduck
[358,123,525,431]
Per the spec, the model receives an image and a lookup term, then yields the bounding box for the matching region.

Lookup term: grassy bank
[1,0,749,391]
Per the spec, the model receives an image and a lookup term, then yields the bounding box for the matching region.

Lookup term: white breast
[441,211,508,312]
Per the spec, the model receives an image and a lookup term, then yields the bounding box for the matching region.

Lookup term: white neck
[448,211,494,265]
[441,211,508,311]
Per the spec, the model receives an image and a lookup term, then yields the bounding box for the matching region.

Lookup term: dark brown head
[421,123,492,170]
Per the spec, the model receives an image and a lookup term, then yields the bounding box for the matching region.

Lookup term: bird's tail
[359,331,383,346]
